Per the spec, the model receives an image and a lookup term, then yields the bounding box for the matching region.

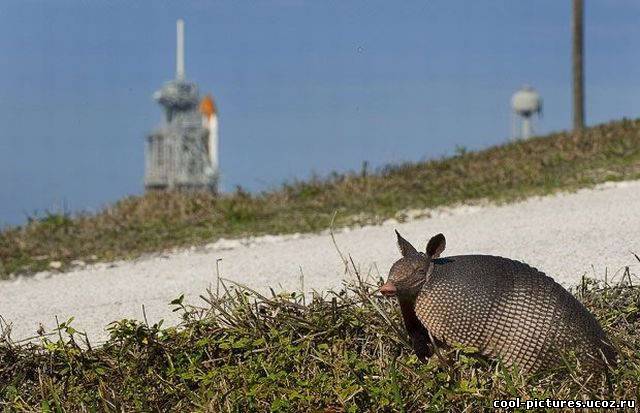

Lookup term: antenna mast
[176,19,185,80]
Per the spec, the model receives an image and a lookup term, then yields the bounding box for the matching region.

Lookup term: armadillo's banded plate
[415,255,613,373]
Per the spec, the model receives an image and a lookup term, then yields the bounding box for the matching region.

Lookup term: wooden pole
[572,0,585,131]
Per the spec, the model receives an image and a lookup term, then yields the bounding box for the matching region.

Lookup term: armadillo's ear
[426,233,446,259]
[395,230,418,257]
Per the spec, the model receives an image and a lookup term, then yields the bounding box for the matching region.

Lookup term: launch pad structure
[145,19,219,193]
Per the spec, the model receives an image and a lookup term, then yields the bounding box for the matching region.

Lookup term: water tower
[145,19,220,193]
[511,85,542,139]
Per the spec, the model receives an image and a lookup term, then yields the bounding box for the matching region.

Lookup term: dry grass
[2,118,640,277]
[1,265,638,411]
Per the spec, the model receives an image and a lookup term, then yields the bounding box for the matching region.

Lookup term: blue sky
[1,1,639,226]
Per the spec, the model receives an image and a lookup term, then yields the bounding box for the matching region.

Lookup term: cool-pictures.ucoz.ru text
[493,397,635,410]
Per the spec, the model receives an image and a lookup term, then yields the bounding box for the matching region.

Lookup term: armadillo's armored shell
[414,255,615,373]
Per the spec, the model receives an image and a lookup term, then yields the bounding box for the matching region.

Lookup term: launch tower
[145,19,219,192]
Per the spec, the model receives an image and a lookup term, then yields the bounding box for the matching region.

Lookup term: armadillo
[379,231,616,374]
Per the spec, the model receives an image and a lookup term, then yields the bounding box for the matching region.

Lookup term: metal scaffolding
[144,19,218,193]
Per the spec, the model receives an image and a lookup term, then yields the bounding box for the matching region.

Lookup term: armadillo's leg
[399,300,434,361]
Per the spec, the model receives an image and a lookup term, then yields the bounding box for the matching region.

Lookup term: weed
[1,118,640,277]
[0,271,638,411]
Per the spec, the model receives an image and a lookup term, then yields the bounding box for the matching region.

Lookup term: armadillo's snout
[379,282,397,297]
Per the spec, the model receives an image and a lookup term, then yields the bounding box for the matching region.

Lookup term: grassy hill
[1,275,638,410]
[1,119,640,410]
[2,117,640,278]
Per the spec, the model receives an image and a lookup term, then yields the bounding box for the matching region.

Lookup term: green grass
[2,117,640,277]
[1,273,638,411]
[2,119,639,410]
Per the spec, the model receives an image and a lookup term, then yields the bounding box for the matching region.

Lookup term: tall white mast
[176,19,185,80]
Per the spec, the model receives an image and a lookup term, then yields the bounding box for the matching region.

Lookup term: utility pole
[572,0,585,131]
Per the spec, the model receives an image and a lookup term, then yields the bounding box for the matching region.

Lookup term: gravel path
[2,180,639,343]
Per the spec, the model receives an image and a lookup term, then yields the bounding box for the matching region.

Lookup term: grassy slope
[1,277,638,411]
[2,117,640,277]
[2,119,640,410]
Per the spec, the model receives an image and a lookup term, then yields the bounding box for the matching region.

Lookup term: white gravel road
[1,180,639,343]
